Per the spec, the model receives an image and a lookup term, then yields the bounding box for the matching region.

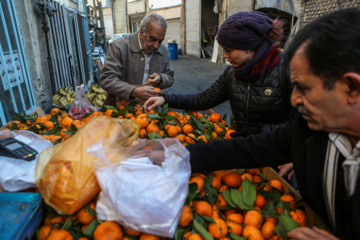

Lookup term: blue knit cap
[217,11,273,50]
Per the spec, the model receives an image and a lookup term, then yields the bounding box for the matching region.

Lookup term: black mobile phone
[0,137,38,161]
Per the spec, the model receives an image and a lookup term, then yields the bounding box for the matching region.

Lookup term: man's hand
[144,96,166,112]
[131,86,161,101]
[278,163,295,180]
[147,73,162,86]
[288,227,339,240]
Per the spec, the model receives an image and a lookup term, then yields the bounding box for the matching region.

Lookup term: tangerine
[94,221,123,240]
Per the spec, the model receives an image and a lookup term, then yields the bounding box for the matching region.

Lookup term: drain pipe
[36,0,57,95]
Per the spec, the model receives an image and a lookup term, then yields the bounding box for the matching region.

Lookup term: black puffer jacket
[164,48,291,133]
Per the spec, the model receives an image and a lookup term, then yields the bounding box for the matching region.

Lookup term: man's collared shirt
[138,33,153,83]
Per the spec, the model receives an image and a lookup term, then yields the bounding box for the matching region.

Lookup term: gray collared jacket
[100,31,174,107]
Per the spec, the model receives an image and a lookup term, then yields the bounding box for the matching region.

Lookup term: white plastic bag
[86,138,191,238]
[0,130,52,191]
[69,84,99,120]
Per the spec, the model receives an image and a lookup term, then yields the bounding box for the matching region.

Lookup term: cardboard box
[261,167,329,229]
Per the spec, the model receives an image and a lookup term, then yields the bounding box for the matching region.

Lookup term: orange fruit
[94,221,123,240]
[261,221,276,239]
[227,220,243,236]
[47,229,73,240]
[213,123,224,133]
[223,209,237,218]
[106,109,114,117]
[188,233,202,240]
[219,185,229,193]
[36,115,49,124]
[265,217,277,225]
[193,200,212,217]
[146,123,160,133]
[136,115,149,128]
[227,213,244,224]
[225,129,236,139]
[208,218,228,239]
[189,176,204,191]
[210,112,221,122]
[179,205,193,227]
[211,176,221,190]
[166,125,178,137]
[197,135,208,143]
[124,227,141,236]
[176,134,186,143]
[215,194,228,208]
[185,133,196,144]
[182,124,194,134]
[139,128,147,138]
[44,121,55,129]
[51,108,61,116]
[240,173,254,183]
[139,233,161,240]
[242,225,264,240]
[222,170,242,188]
[290,209,307,227]
[244,210,263,229]
[254,193,266,209]
[269,180,282,191]
[44,215,64,225]
[77,202,96,224]
[280,194,296,208]
[61,117,74,129]
[153,88,161,92]
[38,225,59,240]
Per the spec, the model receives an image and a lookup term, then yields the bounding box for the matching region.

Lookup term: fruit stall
[0,86,327,240]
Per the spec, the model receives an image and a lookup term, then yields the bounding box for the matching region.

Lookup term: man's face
[140,21,166,54]
[290,48,349,132]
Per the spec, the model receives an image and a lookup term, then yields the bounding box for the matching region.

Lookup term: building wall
[128,0,146,14]
[185,0,201,57]
[15,0,52,108]
[103,7,114,37]
[113,0,127,34]
[299,0,360,28]
[227,0,253,17]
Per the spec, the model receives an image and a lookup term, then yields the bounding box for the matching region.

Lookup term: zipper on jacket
[245,82,251,128]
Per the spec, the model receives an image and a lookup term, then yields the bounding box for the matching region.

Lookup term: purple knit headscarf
[217,11,275,81]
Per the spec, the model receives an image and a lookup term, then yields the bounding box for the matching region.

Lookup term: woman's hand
[288,227,339,240]
[144,96,166,112]
[278,163,295,180]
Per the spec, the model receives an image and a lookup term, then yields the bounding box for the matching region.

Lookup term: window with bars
[0,0,36,127]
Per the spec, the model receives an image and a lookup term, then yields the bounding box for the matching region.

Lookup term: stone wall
[299,0,360,28]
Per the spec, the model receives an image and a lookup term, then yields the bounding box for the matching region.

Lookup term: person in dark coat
[185,8,360,240]
[144,11,294,180]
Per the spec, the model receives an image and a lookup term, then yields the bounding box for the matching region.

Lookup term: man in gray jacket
[100,13,174,109]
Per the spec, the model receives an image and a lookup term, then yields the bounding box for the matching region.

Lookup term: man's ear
[343,72,360,104]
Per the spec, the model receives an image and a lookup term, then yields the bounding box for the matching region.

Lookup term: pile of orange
[34,168,309,240]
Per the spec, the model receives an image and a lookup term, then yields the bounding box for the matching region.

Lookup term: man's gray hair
[140,13,167,34]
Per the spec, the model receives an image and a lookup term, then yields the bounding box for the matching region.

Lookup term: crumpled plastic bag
[35,116,140,214]
[0,130,52,192]
[86,138,191,238]
[69,84,99,120]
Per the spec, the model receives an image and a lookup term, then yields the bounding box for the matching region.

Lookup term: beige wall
[151,6,181,19]
[227,0,253,17]
[103,7,114,37]
[128,0,146,14]
[113,0,127,33]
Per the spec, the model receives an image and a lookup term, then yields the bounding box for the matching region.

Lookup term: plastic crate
[0,192,45,240]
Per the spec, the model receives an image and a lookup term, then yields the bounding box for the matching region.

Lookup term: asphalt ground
[168,55,232,124]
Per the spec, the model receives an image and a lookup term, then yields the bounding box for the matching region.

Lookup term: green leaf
[241,178,257,207]
[275,224,289,240]
[161,115,177,121]
[61,215,73,230]
[104,105,118,111]
[160,104,169,115]
[53,137,63,145]
[126,101,139,110]
[222,114,227,121]
[27,125,40,134]
[185,183,199,205]
[83,219,99,238]
[70,123,78,132]
[230,231,247,240]
[193,218,214,240]
[222,190,237,208]
[49,111,61,122]
[147,113,160,119]
[262,201,277,217]
[200,215,216,223]
[275,215,301,240]
[204,131,212,141]
[175,226,191,240]
[111,110,119,117]
[203,175,218,206]
[118,107,128,117]
[148,132,162,139]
